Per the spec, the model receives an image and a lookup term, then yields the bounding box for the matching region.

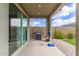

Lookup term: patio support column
[50,17,52,41]
[46,16,52,41]
[46,18,48,37]
[76,4,79,56]
[46,17,50,37]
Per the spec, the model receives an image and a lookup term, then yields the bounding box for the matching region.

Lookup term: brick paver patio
[16,40,65,56]
[52,39,76,56]
[14,39,75,56]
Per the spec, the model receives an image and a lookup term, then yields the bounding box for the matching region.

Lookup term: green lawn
[64,39,76,45]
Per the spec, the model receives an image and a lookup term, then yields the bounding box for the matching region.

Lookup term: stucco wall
[30,27,47,40]
[0,4,9,56]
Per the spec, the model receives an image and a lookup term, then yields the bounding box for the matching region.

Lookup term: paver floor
[52,39,76,56]
[16,40,65,56]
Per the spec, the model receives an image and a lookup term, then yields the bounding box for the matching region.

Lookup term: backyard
[52,29,76,45]
[64,39,76,45]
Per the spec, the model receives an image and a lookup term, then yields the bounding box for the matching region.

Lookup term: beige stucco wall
[0,4,9,56]
[30,27,47,40]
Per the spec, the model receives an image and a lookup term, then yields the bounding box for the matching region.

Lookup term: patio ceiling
[19,3,61,18]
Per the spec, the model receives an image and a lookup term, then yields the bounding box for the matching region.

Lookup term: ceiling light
[38,12,40,14]
[38,5,42,7]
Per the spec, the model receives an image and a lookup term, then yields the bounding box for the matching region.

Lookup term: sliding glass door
[9,4,28,55]
[22,15,27,44]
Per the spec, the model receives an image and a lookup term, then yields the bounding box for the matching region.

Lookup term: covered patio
[14,40,65,56]
[9,3,76,56]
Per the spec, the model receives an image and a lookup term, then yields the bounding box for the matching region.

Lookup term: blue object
[48,31,51,37]
[61,46,64,48]
[47,43,55,47]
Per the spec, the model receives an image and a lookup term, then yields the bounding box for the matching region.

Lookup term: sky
[52,3,76,27]
[30,18,46,27]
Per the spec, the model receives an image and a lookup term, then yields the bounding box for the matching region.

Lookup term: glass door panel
[9,4,22,55]
[22,15,27,44]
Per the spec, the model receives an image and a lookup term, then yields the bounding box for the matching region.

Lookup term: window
[9,4,28,55]
[22,15,27,44]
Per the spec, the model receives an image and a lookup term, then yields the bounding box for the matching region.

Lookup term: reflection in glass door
[9,4,28,55]
[22,14,27,44]
[9,4,22,55]
[16,12,22,49]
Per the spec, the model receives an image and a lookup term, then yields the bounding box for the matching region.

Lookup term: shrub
[53,30,65,39]
[67,32,73,39]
